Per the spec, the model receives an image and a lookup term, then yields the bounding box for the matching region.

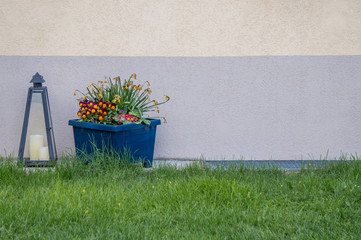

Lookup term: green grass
[1,155,361,239]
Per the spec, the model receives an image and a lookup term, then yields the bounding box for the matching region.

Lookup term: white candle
[30,135,44,160]
[38,146,50,160]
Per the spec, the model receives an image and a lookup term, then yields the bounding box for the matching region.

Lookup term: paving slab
[154,159,343,171]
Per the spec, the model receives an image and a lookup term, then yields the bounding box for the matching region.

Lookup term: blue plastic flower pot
[68,119,161,167]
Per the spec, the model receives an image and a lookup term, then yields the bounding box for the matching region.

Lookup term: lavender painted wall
[1,56,361,160]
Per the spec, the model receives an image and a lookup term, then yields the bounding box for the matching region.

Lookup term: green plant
[1,154,361,239]
[74,74,170,125]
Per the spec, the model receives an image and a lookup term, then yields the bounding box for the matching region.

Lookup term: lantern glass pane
[23,92,49,160]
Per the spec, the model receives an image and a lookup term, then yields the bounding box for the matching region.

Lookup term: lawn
[0,155,360,239]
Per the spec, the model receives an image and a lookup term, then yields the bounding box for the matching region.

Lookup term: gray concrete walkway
[153,159,347,171]
[14,159,347,172]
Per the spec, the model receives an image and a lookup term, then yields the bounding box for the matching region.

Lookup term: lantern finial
[30,72,45,87]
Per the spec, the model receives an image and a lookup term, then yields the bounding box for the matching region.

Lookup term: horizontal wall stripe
[0,0,361,56]
[1,55,361,160]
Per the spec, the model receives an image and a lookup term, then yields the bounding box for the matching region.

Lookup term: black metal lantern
[18,73,57,166]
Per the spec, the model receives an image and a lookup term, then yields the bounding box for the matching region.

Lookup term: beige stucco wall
[1,1,361,161]
[1,0,361,56]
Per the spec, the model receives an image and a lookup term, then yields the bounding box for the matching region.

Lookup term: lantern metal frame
[18,72,57,167]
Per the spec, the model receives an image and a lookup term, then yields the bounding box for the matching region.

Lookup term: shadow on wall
[1,56,361,160]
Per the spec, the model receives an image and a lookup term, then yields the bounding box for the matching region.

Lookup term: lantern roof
[30,72,45,84]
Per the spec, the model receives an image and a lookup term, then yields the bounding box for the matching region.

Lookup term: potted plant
[68,74,170,167]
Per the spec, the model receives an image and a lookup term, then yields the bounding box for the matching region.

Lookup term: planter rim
[68,118,161,132]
